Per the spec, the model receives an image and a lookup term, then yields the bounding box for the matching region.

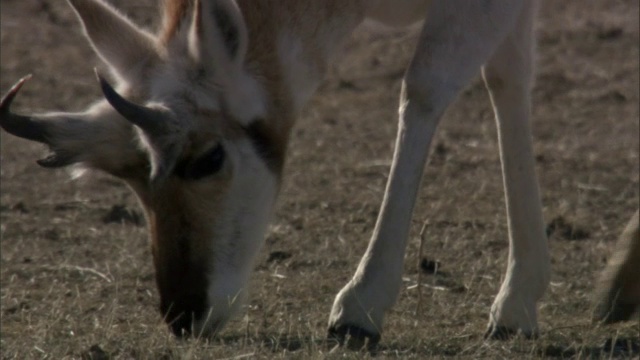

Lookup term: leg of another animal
[327,0,533,347]
[482,0,550,340]
[593,210,640,323]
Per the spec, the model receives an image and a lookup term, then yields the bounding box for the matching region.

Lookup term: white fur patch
[277,31,323,113]
[223,70,268,125]
[200,138,278,334]
[149,58,265,126]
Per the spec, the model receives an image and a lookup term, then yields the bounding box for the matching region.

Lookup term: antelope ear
[188,0,248,81]
[188,0,264,123]
[67,0,159,83]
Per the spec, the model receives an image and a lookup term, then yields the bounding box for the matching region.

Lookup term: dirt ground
[1,0,638,359]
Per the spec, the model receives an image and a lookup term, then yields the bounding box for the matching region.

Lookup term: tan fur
[160,0,367,137]
[69,0,159,83]
[144,176,228,327]
[8,0,623,342]
[594,210,640,323]
[161,0,194,45]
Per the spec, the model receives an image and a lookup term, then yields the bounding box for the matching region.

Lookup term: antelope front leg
[327,80,441,348]
[482,0,550,339]
[328,0,530,347]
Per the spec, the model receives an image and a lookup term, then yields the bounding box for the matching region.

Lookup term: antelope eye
[175,144,225,180]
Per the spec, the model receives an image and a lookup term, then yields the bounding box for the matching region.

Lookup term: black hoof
[327,324,381,350]
[484,325,537,340]
[484,325,516,340]
[593,301,638,324]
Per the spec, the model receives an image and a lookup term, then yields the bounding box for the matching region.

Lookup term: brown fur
[594,210,640,323]
[1,0,380,337]
[145,178,227,332]
[160,0,194,44]
[159,0,368,160]
[147,1,371,333]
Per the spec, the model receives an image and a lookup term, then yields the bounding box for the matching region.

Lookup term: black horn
[0,75,49,143]
[95,70,168,135]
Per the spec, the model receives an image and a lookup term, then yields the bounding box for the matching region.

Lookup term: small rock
[603,337,639,356]
[338,79,360,91]
[267,251,292,263]
[81,344,110,360]
[420,258,441,274]
[43,229,60,241]
[102,205,144,226]
[11,202,28,214]
[596,27,623,41]
[546,216,590,240]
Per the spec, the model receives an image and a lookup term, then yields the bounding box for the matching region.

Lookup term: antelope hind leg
[593,210,640,323]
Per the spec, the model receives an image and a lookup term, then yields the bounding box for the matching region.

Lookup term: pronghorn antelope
[0,0,552,342]
[593,210,640,324]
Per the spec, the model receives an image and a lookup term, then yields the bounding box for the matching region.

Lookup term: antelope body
[3,0,634,344]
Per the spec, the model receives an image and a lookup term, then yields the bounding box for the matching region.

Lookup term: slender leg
[328,0,530,346]
[481,0,550,339]
[593,210,640,323]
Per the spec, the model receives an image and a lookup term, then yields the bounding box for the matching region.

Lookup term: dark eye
[175,144,225,180]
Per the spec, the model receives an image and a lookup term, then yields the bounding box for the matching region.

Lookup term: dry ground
[1,0,638,359]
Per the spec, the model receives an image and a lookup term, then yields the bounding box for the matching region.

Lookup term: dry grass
[1,0,639,358]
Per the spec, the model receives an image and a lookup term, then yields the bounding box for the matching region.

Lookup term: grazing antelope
[0,0,551,343]
[593,210,640,324]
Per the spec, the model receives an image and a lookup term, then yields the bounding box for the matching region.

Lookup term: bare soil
[1,0,638,358]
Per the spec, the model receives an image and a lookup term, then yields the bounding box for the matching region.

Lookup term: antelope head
[0,0,284,337]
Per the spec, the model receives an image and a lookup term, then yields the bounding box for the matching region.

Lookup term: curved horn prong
[1,75,32,110]
[0,75,49,143]
[95,70,166,134]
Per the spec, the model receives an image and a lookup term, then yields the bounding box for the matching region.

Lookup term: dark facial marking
[153,219,209,337]
[212,4,239,58]
[174,144,225,180]
[243,119,284,174]
[162,263,208,337]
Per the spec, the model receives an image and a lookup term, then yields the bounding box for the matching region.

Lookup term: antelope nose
[160,289,209,337]
[169,314,193,337]
[167,310,223,338]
